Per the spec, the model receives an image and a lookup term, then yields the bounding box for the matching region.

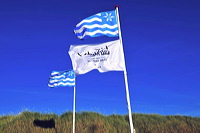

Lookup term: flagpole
[72,82,76,133]
[115,5,136,133]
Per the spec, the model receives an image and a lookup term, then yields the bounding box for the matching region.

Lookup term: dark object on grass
[33,119,55,128]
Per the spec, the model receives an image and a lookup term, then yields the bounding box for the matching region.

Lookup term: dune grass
[0,111,200,133]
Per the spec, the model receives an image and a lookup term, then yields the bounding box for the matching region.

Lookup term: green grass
[0,111,200,133]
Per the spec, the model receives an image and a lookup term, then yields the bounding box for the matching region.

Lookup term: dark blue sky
[0,0,200,117]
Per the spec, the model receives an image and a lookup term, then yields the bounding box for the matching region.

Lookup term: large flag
[48,70,75,87]
[68,39,125,75]
[74,10,119,39]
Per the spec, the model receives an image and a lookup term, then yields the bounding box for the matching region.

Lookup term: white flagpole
[72,83,76,133]
[115,5,136,133]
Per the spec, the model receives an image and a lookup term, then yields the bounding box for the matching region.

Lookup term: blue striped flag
[74,10,119,39]
[48,70,75,87]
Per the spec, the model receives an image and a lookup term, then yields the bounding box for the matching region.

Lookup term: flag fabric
[74,10,119,39]
[68,39,125,75]
[48,70,75,87]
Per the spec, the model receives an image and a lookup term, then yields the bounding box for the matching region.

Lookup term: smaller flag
[48,70,75,87]
[74,10,119,39]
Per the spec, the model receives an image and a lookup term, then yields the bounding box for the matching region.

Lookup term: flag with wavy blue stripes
[74,10,119,39]
[48,70,75,87]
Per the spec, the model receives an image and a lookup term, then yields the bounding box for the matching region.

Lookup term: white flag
[68,39,125,75]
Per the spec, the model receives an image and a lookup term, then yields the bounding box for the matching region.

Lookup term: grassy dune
[0,111,200,133]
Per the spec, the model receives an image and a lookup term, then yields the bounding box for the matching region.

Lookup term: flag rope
[115,5,136,133]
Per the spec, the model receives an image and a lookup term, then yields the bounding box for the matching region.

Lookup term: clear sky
[0,0,200,117]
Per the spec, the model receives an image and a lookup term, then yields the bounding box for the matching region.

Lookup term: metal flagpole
[72,80,76,133]
[115,5,136,133]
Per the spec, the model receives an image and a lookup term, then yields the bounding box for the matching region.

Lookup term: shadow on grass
[33,118,57,133]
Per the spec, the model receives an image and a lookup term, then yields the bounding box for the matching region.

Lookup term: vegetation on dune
[0,111,200,133]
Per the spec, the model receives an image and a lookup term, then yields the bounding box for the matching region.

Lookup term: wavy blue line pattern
[48,70,75,87]
[74,10,119,39]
